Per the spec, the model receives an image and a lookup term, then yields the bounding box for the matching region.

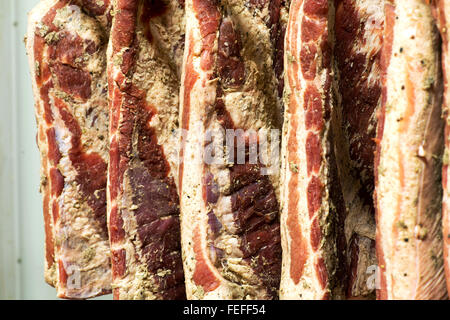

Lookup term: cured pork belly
[26,0,112,298]
[375,0,447,300]
[279,0,347,300]
[107,0,186,299]
[179,0,287,299]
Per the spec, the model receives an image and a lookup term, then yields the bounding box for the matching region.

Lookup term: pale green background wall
[0,0,111,300]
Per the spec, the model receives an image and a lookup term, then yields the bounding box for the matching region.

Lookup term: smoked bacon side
[179,0,287,299]
[279,0,347,300]
[374,0,447,300]
[107,0,186,300]
[26,0,113,299]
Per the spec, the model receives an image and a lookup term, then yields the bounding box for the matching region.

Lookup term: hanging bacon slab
[26,0,112,299]
[107,0,186,300]
[179,0,287,299]
[375,0,447,300]
[279,0,347,300]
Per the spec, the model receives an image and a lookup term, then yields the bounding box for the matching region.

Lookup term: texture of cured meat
[26,0,112,298]
[346,234,376,299]
[279,0,347,300]
[107,0,186,300]
[333,0,384,299]
[179,0,286,299]
[432,0,450,295]
[374,0,448,300]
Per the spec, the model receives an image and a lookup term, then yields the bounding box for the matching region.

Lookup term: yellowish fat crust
[26,0,112,298]
[180,0,284,300]
[107,0,185,299]
[377,0,447,300]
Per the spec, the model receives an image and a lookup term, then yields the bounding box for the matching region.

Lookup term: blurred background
[0,0,110,300]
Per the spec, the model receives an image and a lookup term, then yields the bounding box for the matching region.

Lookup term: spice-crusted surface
[333,0,384,299]
[26,0,112,299]
[179,0,286,300]
[279,0,347,300]
[107,0,186,300]
[375,0,447,300]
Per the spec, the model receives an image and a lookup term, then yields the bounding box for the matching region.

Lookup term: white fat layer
[378,1,446,300]
[354,0,384,88]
